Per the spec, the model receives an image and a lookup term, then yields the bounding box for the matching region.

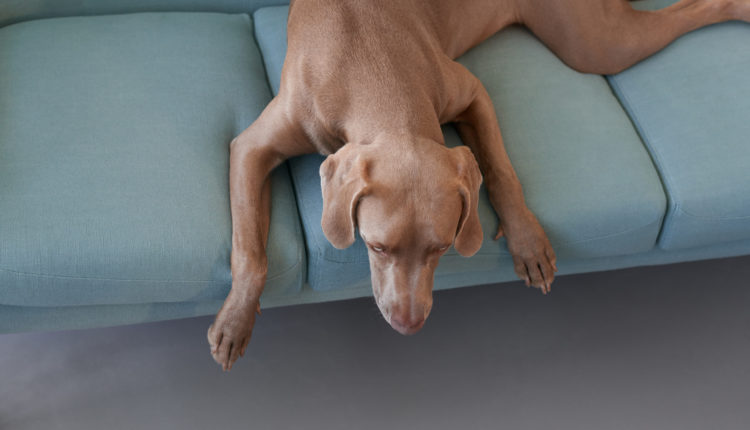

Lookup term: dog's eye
[371,245,385,253]
[430,245,449,255]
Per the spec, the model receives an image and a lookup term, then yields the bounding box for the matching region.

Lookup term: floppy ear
[451,145,484,257]
[319,148,370,249]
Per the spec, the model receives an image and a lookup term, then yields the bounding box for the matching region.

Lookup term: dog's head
[320,137,483,335]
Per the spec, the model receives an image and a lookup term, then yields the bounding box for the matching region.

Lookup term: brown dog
[208,0,749,370]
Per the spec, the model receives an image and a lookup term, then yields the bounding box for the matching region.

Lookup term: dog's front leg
[207,135,274,372]
[207,98,308,371]
[454,75,557,294]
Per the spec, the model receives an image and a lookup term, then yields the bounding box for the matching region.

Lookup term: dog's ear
[319,148,370,249]
[451,145,483,257]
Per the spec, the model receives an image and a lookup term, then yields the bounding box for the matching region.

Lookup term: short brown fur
[208,0,750,370]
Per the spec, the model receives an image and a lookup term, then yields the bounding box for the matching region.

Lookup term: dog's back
[279,0,518,154]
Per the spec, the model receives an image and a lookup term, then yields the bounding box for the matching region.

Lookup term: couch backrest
[0,0,289,28]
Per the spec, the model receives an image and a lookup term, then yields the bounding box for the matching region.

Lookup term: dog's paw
[501,209,557,294]
[207,293,261,371]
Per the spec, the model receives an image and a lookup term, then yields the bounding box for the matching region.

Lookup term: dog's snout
[371,264,434,335]
[390,313,425,335]
[388,302,431,335]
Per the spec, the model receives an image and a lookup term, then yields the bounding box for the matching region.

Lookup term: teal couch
[1,0,749,333]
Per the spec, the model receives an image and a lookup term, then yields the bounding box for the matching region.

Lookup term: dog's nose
[389,311,426,335]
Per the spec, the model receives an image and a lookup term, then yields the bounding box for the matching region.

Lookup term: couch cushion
[0,12,305,306]
[0,0,289,28]
[607,0,750,250]
[254,6,666,291]
[9,236,750,333]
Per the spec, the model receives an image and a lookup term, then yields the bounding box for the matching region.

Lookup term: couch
[1,0,748,333]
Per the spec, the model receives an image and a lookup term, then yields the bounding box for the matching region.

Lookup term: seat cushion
[0,12,306,306]
[607,0,750,250]
[254,6,666,291]
[9,235,750,333]
[0,0,289,28]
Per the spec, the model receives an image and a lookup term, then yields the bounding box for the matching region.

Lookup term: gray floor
[1,256,749,430]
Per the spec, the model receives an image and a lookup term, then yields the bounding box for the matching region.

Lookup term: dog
[208,0,749,370]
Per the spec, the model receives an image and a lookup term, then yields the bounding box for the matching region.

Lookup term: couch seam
[315,215,665,265]
[0,256,301,284]
[609,76,750,223]
[607,74,750,236]
[306,217,667,290]
[285,164,309,287]
[605,74,678,246]
[673,205,750,221]
[250,10,278,99]
[288,158,331,287]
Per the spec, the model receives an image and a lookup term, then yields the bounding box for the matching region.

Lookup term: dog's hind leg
[518,0,745,74]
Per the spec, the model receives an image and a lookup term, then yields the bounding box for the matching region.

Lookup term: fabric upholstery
[608,4,750,250]
[0,12,306,307]
[3,0,749,333]
[254,6,667,291]
[0,0,288,28]
[6,235,750,333]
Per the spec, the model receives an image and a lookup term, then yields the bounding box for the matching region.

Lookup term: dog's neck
[368,130,444,150]
[342,126,444,155]
[341,102,446,150]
